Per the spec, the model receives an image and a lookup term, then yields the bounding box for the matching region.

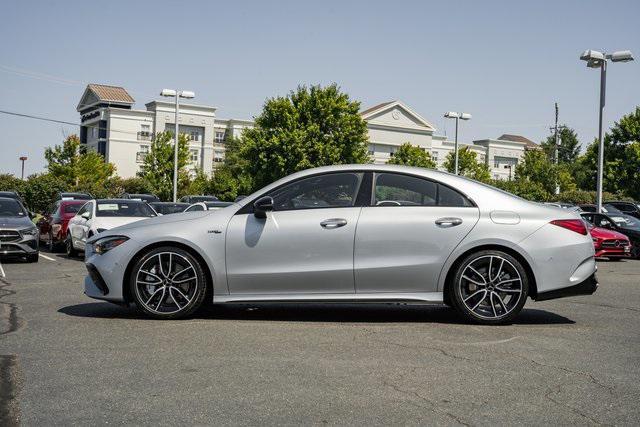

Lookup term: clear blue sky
[1,0,639,177]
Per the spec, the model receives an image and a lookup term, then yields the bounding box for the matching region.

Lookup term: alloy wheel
[134,252,199,315]
[458,255,524,320]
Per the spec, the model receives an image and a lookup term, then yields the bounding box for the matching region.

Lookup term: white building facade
[77,85,535,180]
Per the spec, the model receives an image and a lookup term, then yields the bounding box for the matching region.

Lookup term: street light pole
[19,156,27,180]
[173,92,180,203]
[595,60,607,213]
[160,89,195,202]
[444,111,472,175]
[580,49,633,213]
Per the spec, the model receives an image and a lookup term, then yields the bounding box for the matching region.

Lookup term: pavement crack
[0,279,23,336]
[543,381,603,425]
[565,300,640,313]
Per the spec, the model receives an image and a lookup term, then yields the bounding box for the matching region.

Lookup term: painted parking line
[39,254,56,262]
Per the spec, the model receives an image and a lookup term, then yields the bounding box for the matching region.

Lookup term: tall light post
[444,111,472,175]
[580,49,633,213]
[19,156,27,180]
[160,89,195,202]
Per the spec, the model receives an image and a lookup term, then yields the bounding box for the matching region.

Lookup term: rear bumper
[534,272,598,301]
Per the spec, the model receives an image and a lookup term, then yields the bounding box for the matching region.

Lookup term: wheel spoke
[145,287,164,306]
[495,286,520,293]
[496,278,520,286]
[470,290,488,311]
[169,287,182,309]
[158,254,167,278]
[467,265,487,284]
[495,258,505,281]
[464,289,485,303]
[167,253,173,276]
[138,279,161,286]
[155,287,166,310]
[488,256,494,281]
[462,275,485,287]
[171,265,193,281]
[489,292,498,317]
[170,286,191,303]
[140,270,162,282]
[493,291,510,314]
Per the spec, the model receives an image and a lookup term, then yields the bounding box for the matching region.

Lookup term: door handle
[320,218,348,229]
[435,217,463,227]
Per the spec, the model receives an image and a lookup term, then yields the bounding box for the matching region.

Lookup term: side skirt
[213,292,444,304]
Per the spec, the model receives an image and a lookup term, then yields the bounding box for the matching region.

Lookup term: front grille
[601,239,628,248]
[0,230,21,242]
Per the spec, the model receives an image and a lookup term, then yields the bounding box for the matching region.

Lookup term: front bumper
[534,272,598,301]
[83,238,136,302]
[0,238,39,256]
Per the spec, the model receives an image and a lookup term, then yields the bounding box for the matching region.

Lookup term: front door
[225,172,365,295]
[354,172,480,293]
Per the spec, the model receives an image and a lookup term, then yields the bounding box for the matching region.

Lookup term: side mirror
[253,196,274,219]
[81,211,91,220]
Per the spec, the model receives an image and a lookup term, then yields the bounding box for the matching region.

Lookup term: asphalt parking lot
[1,252,639,426]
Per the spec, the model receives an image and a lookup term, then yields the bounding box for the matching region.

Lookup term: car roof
[150,202,188,205]
[96,198,147,203]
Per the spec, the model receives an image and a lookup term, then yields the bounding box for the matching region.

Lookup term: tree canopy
[387,143,436,169]
[540,126,581,164]
[138,131,191,200]
[44,135,116,196]
[236,84,370,190]
[443,147,491,182]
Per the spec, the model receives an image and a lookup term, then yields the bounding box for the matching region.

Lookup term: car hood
[93,216,156,231]
[590,227,629,240]
[0,216,34,229]
[102,210,220,233]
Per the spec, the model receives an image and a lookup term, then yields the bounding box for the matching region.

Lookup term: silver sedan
[83,165,597,324]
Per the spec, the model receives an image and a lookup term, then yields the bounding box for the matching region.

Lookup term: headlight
[93,236,129,255]
[21,227,38,237]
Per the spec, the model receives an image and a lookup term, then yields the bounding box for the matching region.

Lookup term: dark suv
[605,201,640,219]
[0,197,39,262]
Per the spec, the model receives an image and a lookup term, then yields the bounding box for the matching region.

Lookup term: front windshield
[0,199,26,217]
[610,214,640,230]
[63,203,83,214]
[204,202,232,210]
[96,201,156,217]
[153,204,187,214]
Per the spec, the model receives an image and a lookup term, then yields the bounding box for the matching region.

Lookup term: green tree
[208,138,254,201]
[44,135,116,195]
[0,174,25,195]
[138,131,190,201]
[443,147,491,182]
[119,176,154,195]
[489,179,550,202]
[22,173,66,213]
[540,126,581,163]
[514,150,576,194]
[387,143,436,168]
[236,84,370,190]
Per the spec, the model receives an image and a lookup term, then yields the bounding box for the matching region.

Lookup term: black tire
[130,246,207,320]
[608,257,623,262]
[66,236,78,258]
[26,253,39,263]
[449,249,529,325]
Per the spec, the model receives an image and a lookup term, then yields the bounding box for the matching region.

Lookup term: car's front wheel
[450,250,529,325]
[66,236,78,258]
[130,246,207,319]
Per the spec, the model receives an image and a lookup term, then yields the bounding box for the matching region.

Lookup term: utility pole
[549,103,560,195]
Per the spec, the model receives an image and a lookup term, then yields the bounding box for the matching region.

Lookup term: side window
[186,204,204,212]
[582,214,594,224]
[438,184,474,207]
[596,216,611,227]
[269,173,362,211]
[76,203,87,217]
[374,173,437,206]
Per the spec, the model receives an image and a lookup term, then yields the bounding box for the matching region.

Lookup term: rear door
[354,172,479,293]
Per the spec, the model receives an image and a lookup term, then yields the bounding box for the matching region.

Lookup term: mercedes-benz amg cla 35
[83,165,597,324]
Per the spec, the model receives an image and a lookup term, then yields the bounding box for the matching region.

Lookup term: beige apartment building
[77,84,536,179]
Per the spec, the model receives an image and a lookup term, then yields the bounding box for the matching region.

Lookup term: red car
[38,200,87,252]
[587,223,632,260]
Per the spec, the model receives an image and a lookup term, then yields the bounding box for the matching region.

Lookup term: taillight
[550,219,588,235]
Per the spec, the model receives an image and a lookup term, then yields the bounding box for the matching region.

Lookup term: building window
[138,124,152,141]
[190,149,199,163]
[136,145,150,163]
[215,131,226,144]
[493,156,518,168]
[213,150,224,163]
[189,130,201,142]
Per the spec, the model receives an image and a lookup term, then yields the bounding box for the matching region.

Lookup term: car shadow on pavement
[58,302,574,325]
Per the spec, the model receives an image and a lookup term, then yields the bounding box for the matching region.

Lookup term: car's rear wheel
[26,253,39,263]
[450,250,529,325]
[130,247,207,319]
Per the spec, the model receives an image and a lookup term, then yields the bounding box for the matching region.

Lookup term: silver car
[83,165,597,324]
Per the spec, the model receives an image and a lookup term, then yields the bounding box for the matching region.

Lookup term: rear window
[63,204,83,214]
[96,202,156,217]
